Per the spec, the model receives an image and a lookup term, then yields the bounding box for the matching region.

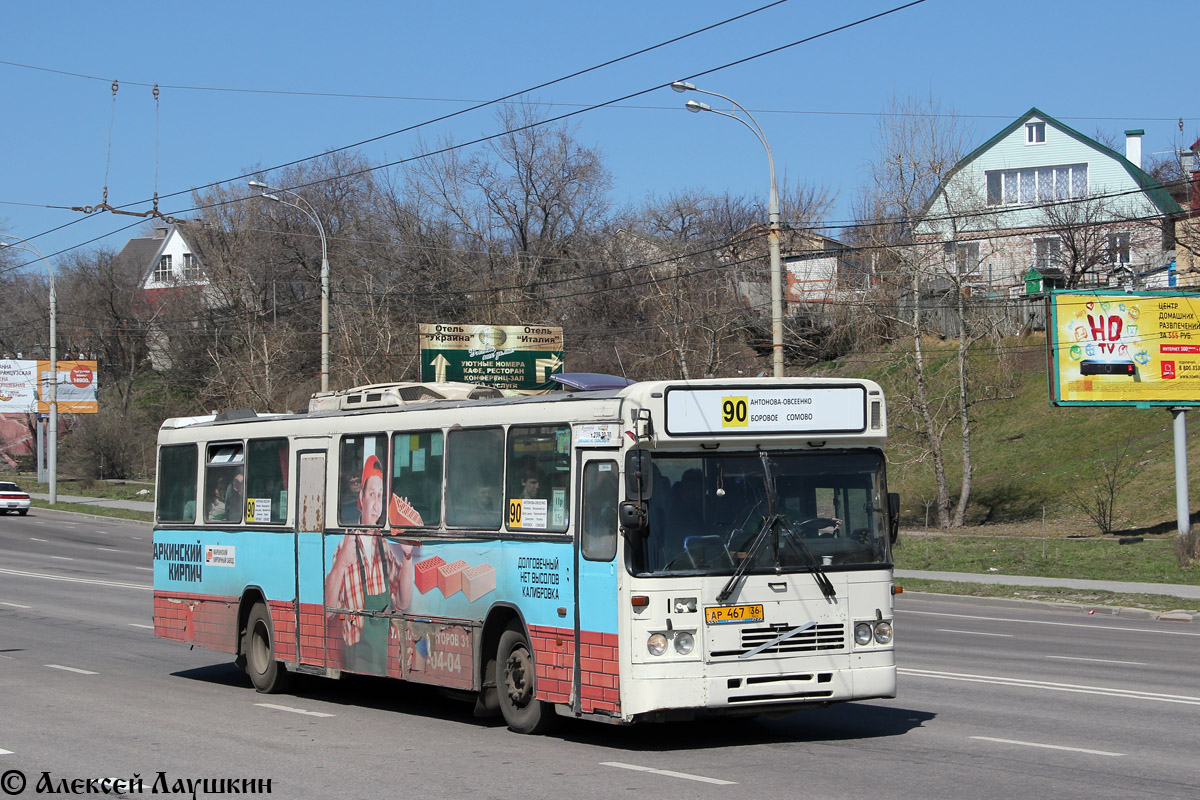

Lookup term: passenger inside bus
[206,479,226,520]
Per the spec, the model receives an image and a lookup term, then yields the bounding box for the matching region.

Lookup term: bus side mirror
[625,450,652,499]
[619,500,648,539]
[888,492,900,543]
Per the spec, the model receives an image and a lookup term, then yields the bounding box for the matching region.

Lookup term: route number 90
[722,396,748,427]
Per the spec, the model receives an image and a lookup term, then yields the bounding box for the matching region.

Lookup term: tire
[18,509,28,516]
[497,624,556,734]
[242,602,291,694]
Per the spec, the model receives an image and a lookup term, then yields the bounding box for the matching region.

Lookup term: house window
[1025,122,1046,144]
[182,253,201,281]
[154,255,172,283]
[1108,233,1131,265]
[943,242,980,275]
[1034,238,1061,270]
[985,164,1087,206]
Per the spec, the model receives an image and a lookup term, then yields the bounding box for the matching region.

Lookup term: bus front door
[573,456,620,716]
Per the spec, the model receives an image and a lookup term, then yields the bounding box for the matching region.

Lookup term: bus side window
[390,431,443,527]
[505,424,570,533]
[205,443,244,524]
[581,461,618,561]
[339,434,387,527]
[446,427,504,529]
[157,444,198,523]
[246,437,289,525]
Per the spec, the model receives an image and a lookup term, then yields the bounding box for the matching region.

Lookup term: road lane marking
[1047,655,1147,666]
[971,736,1124,757]
[0,567,150,591]
[0,748,12,755]
[900,668,1200,706]
[50,556,73,561]
[45,665,98,675]
[135,567,152,571]
[29,537,48,542]
[601,762,737,785]
[254,703,334,718]
[904,609,1200,637]
[97,548,120,552]
[1,602,31,609]
[937,629,1013,637]
[129,624,154,630]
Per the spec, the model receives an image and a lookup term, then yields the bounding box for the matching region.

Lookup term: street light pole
[248,181,330,392]
[672,81,784,378]
[2,236,57,503]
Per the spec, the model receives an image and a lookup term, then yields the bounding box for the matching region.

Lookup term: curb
[27,504,153,525]
[899,590,1198,624]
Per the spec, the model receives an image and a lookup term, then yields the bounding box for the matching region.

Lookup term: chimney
[153,221,169,239]
[1124,129,1144,169]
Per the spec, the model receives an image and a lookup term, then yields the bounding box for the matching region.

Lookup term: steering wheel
[792,517,841,537]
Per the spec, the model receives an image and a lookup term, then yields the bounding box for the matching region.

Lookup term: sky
[1,0,1196,272]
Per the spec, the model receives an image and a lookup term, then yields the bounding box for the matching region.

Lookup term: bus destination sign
[664,385,867,436]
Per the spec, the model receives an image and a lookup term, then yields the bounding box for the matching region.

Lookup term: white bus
[152,374,899,733]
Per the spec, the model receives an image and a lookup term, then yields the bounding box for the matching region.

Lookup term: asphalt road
[2,509,1198,799]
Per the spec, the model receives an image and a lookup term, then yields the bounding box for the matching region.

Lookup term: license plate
[704,604,764,625]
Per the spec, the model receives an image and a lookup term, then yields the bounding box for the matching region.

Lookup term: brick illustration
[437,559,469,597]
[414,555,446,594]
[461,563,496,603]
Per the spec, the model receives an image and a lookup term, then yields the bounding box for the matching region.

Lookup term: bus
[152,374,899,733]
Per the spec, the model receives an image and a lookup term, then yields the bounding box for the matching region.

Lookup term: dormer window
[183,253,202,281]
[154,255,173,283]
[1026,122,1046,144]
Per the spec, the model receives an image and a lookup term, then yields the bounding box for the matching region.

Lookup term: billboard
[0,359,98,413]
[418,324,563,394]
[1047,292,1200,406]
[0,360,39,412]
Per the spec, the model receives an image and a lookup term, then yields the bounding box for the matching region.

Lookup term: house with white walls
[123,221,206,296]
[114,221,208,368]
[914,108,1181,293]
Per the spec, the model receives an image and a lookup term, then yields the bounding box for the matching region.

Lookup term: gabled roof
[923,107,1182,218]
[114,234,169,278]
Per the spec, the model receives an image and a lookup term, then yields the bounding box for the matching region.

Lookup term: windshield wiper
[779,519,837,600]
[717,512,773,602]
[716,452,836,603]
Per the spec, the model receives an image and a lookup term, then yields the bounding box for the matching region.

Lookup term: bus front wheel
[243,603,291,694]
[497,624,555,734]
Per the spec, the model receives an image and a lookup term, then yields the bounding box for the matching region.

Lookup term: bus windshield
[634,450,890,576]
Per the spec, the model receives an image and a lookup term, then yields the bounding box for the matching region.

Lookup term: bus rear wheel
[243,603,291,694]
[497,624,556,734]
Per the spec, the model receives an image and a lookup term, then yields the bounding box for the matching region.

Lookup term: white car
[0,481,31,515]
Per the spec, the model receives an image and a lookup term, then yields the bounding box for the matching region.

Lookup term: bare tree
[854,95,1015,528]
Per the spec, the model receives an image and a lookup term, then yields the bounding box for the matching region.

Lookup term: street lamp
[1,236,57,503]
[672,81,785,378]
[248,181,331,392]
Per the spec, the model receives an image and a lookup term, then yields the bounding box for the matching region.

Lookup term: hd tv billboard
[1047,292,1200,407]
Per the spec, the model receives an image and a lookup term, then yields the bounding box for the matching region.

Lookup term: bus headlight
[647,633,668,656]
[854,622,873,646]
[874,620,893,645]
[673,631,695,655]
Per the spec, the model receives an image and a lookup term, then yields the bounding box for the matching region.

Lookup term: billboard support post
[1173,408,1191,536]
